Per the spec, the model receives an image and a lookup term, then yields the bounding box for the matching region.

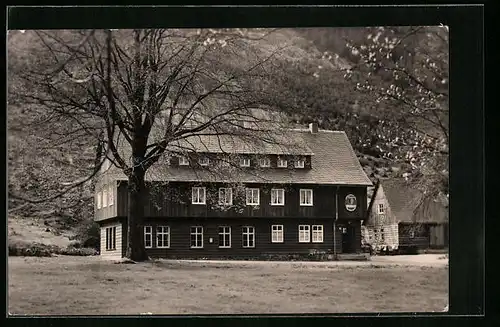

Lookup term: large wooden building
[94,123,372,259]
[362,178,449,252]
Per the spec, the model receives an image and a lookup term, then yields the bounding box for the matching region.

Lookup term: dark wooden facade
[109,216,362,258]
[96,182,367,221]
[398,222,449,250]
[97,181,368,258]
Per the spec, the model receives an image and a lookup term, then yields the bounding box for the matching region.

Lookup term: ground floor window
[157,226,170,248]
[312,225,324,243]
[242,226,255,248]
[190,226,203,248]
[144,226,152,248]
[298,225,310,243]
[218,226,231,248]
[105,226,116,250]
[271,225,284,243]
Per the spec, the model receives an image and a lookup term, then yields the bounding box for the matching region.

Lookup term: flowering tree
[342,26,449,205]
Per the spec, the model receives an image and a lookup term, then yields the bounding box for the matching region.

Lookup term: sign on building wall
[345,194,357,212]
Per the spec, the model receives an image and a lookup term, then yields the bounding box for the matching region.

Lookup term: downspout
[334,186,339,257]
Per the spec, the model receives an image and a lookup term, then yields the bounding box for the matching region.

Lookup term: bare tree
[9,28,296,261]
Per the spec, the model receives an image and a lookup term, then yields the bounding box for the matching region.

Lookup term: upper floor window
[378,203,385,214]
[219,188,233,206]
[179,156,189,166]
[102,188,108,207]
[271,188,285,206]
[271,225,284,243]
[199,156,210,166]
[259,157,270,167]
[299,189,313,206]
[240,157,251,167]
[96,192,102,209]
[108,185,114,206]
[277,158,287,168]
[192,187,206,205]
[246,188,260,205]
[294,158,305,168]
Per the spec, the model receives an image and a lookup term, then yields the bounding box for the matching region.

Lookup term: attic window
[294,158,305,168]
[199,157,210,166]
[179,156,189,166]
[220,158,231,167]
[240,157,251,167]
[378,203,385,214]
[277,158,287,168]
[259,157,270,167]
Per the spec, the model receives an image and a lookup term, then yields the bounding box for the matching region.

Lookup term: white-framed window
[108,185,114,206]
[299,189,313,206]
[242,226,255,248]
[105,226,116,250]
[271,188,285,206]
[156,226,170,248]
[190,226,203,248]
[298,225,310,243]
[102,188,108,207]
[240,157,251,167]
[218,226,231,248]
[294,158,305,168]
[179,156,189,166]
[312,225,324,243]
[378,203,385,214]
[199,156,210,166]
[97,191,102,209]
[277,158,287,168]
[144,226,152,248]
[192,187,206,204]
[259,157,270,167]
[219,188,233,206]
[271,225,284,243]
[246,188,260,205]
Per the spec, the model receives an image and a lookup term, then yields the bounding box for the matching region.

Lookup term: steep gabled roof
[105,128,372,186]
[373,178,448,223]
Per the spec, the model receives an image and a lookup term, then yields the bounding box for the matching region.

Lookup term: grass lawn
[8,256,448,315]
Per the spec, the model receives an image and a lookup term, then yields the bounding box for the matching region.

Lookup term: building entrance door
[341,225,356,253]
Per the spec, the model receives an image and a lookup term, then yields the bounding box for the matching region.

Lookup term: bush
[8,240,97,257]
[58,247,98,256]
[8,242,58,257]
[72,220,100,251]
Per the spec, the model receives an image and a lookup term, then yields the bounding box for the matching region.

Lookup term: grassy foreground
[8,256,448,315]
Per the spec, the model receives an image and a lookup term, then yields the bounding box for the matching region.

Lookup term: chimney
[309,122,318,134]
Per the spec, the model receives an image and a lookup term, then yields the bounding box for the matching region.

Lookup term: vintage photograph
[8,26,449,315]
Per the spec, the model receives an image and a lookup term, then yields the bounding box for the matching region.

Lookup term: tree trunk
[125,167,149,261]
